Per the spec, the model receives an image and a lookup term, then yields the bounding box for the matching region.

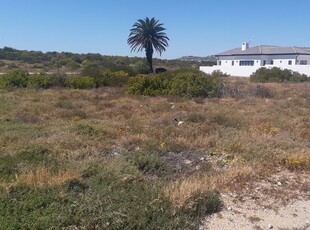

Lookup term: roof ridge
[292,46,297,53]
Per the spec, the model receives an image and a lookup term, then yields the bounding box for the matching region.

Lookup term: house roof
[216,45,310,56]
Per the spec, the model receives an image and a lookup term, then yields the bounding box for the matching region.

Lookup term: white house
[200,43,310,77]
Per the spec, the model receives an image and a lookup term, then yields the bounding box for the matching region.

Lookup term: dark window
[288,60,292,65]
[300,60,307,65]
[232,61,234,66]
[263,60,266,66]
[270,60,274,65]
[239,61,254,66]
[219,61,221,66]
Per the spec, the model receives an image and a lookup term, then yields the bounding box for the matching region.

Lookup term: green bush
[51,73,67,87]
[126,151,165,176]
[182,191,222,219]
[211,70,229,78]
[27,73,54,89]
[127,70,219,98]
[250,67,309,83]
[0,69,29,88]
[66,76,96,89]
[291,72,309,82]
[133,60,152,74]
[169,71,219,97]
[104,70,130,87]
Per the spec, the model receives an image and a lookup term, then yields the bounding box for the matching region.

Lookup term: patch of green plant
[73,123,110,139]
[181,191,222,219]
[127,70,220,98]
[0,69,29,88]
[0,153,222,229]
[250,67,309,83]
[66,76,96,89]
[126,151,165,176]
[27,73,54,89]
[0,146,54,181]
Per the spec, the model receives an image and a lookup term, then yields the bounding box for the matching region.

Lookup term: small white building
[200,43,310,77]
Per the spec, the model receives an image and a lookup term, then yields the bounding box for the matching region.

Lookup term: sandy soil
[203,171,310,230]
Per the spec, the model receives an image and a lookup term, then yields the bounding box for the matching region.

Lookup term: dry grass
[164,163,260,208]
[0,80,309,196]
[14,166,80,188]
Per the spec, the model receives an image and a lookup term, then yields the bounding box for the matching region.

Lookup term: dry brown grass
[14,166,80,188]
[164,163,264,208]
[1,80,309,195]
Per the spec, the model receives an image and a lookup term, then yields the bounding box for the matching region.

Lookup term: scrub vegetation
[0,75,309,228]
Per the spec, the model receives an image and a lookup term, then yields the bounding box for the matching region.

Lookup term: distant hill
[178,55,217,62]
[0,47,216,74]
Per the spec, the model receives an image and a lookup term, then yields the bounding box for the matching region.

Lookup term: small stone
[178,121,184,126]
[227,206,232,211]
[277,181,282,186]
[268,224,273,229]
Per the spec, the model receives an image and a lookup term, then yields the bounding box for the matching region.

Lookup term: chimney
[242,42,249,51]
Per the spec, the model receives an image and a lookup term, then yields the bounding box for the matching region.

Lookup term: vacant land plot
[0,79,309,229]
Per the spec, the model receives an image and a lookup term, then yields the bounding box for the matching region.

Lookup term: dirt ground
[203,171,310,230]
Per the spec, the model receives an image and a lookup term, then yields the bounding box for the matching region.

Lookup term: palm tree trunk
[146,44,154,73]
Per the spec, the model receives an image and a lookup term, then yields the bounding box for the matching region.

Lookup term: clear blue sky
[0,0,309,59]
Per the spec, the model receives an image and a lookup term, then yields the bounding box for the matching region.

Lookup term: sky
[0,0,310,59]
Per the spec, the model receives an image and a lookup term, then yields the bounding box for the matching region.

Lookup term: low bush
[181,191,222,219]
[211,70,229,78]
[66,76,96,89]
[249,85,274,98]
[127,70,219,98]
[250,67,309,83]
[27,73,54,89]
[104,70,130,87]
[133,60,152,74]
[126,151,165,176]
[0,69,29,88]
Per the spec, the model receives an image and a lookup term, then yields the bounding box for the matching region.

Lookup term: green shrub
[51,73,67,87]
[250,67,309,83]
[133,60,152,74]
[291,72,309,82]
[127,70,219,98]
[169,71,219,97]
[126,151,165,176]
[211,70,229,78]
[182,191,222,219]
[0,69,29,88]
[27,73,54,89]
[66,76,96,89]
[104,70,130,87]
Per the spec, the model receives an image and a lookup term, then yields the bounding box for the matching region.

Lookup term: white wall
[202,54,310,77]
[200,66,259,77]
[199,65,310,77]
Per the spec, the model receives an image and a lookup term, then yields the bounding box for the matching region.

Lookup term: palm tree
[128,17,169,73]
